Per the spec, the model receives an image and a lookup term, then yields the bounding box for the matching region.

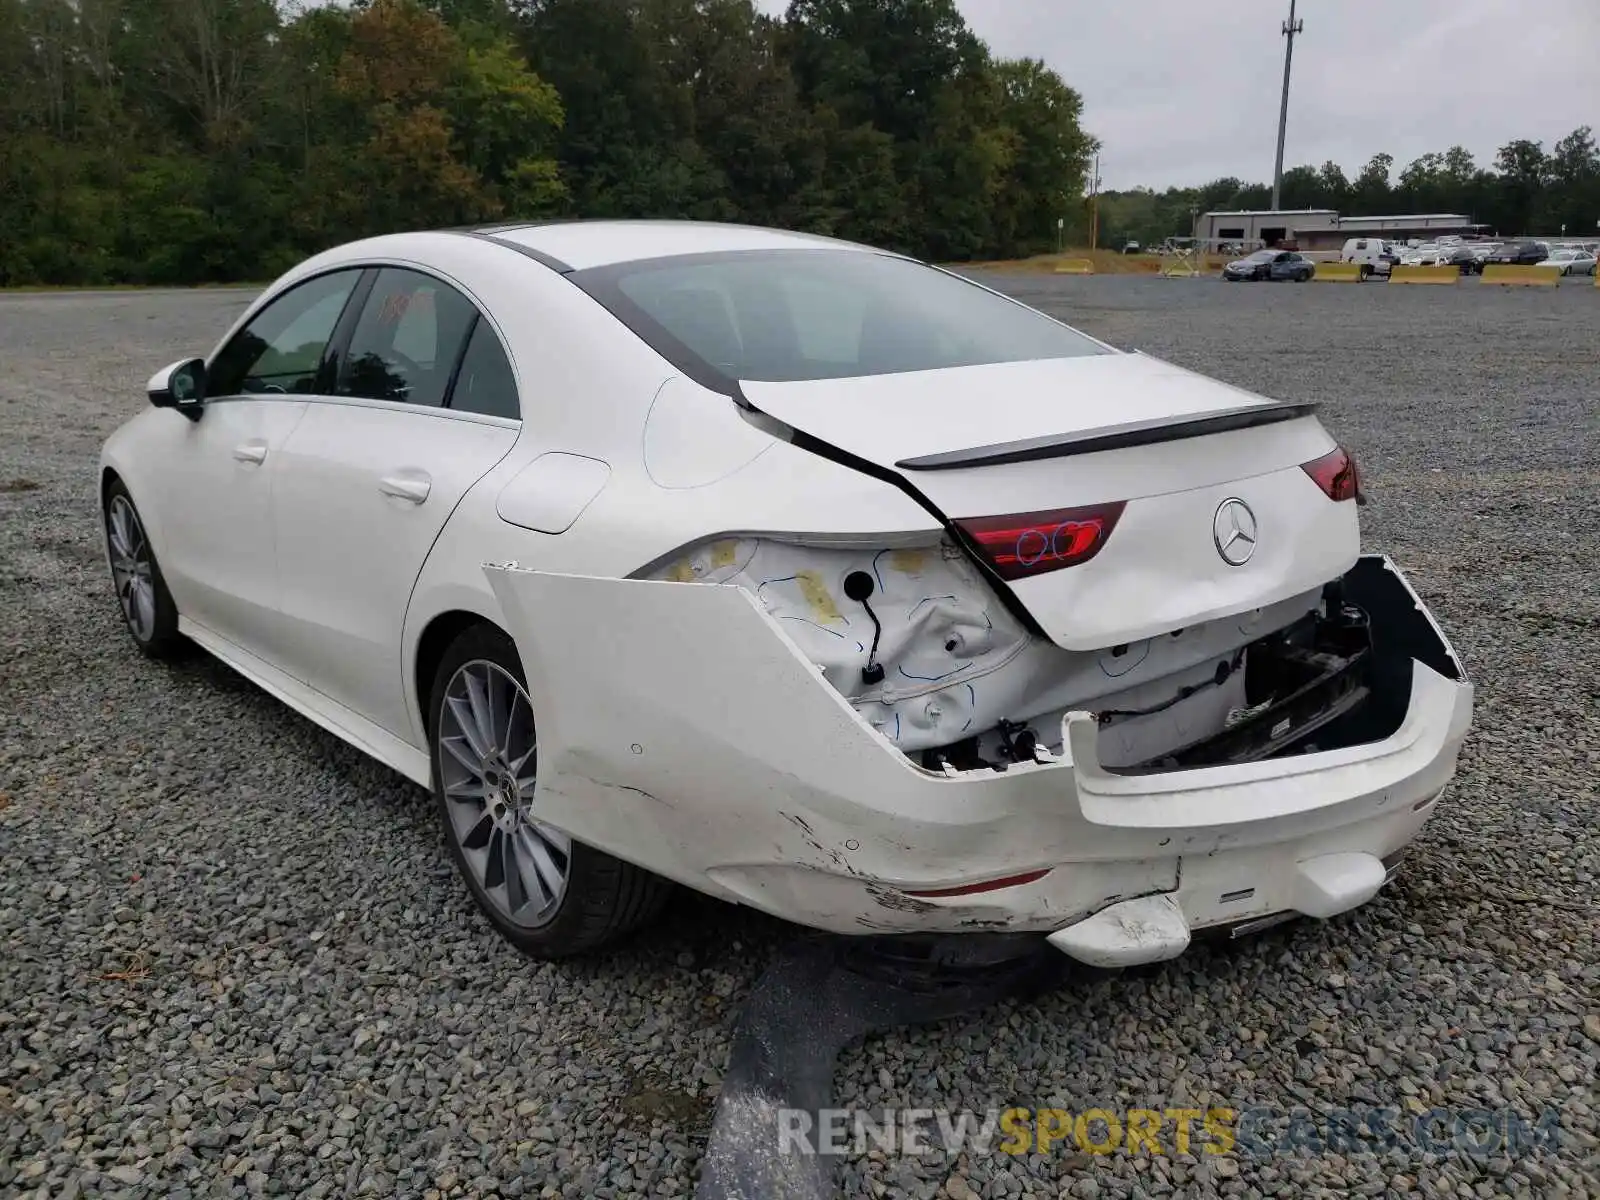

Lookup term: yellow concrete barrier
[1313,262,1364,282]
[1389,265,1459,285]
[1481,264,1561,287]
[1053,258,1095,275]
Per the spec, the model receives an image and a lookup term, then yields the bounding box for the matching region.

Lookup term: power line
[1271,0,1303,211]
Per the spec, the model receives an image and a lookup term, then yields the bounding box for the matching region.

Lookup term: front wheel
[1359,265,1373,281]
[104,480,183,658]
[428,623,671,958]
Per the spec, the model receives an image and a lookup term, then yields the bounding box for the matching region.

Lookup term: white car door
[155,269,365,653]
[271,266,522,739]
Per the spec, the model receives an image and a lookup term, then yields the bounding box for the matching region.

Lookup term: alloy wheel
[107,494,156,642]
[436,659,569,928]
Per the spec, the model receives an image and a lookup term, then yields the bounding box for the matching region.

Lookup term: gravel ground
[2,276,1597,1199]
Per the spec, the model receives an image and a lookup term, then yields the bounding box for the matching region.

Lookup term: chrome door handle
[233,442,268,465]
[378,474,431,504]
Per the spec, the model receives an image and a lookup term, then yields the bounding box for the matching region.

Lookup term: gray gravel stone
[1,277,1597,1198]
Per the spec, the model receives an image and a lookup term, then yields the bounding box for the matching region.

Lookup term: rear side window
[449,319,520,419]
[339,268,479,407]
[572,249,1107,385]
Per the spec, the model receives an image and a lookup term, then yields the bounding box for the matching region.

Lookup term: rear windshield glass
[569,249,1107,384]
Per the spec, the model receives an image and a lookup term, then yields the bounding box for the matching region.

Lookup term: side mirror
[148,358,207,420]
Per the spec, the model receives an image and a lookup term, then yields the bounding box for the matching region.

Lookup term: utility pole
[1271,0,1303,211]
[1088,153,1101,250]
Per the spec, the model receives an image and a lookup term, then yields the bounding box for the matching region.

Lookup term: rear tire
[427,623,671,958]
[103,479,184,659]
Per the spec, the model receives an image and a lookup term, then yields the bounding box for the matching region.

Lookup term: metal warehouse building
[1194,210,1482,251]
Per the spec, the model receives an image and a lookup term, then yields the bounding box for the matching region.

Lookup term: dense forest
[0,0,1096,285]
[1098,132,1600,251]
[1,0,1594,287]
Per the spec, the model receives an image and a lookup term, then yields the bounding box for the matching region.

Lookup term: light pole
[1271,0,1303,211]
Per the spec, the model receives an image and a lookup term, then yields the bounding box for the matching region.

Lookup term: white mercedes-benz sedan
[100,221,1473,962]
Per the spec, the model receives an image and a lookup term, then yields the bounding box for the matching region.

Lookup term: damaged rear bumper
[483,555,1471,956]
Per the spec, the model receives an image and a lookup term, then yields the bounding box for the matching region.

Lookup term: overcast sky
[754,0,1599,190]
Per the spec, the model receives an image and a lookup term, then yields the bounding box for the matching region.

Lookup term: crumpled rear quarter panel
[483,557,1472,935]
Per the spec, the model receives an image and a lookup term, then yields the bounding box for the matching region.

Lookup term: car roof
[473,219,881,272]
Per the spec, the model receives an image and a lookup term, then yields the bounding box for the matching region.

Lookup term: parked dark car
[1221,249,1315,282]
[1442,246,1484,275]
[1485,241,1548,266]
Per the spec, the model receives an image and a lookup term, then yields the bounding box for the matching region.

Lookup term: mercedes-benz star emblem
[1212,498,1258,567]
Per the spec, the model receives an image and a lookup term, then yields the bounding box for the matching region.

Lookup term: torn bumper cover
[483,555,1471,963]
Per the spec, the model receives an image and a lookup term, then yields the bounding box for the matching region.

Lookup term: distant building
[1193,209,1338,249]
[1329,214,1488,248]
[1193,209,1486,251]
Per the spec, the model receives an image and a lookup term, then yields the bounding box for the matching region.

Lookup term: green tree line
[1098,134,1600,251]
[0,0,1097,285]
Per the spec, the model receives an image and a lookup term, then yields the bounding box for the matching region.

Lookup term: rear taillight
[1301,446,1364,504]
[954,501,1126,581]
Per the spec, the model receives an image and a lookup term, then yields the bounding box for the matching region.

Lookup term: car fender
[99,408,179,563]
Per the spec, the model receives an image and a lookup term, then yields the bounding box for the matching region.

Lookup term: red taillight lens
[954,501,1126,581]
[1301,446,1364,503]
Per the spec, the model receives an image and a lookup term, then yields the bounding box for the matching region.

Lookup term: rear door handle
[378,473,431,504]
[233,441,268,465]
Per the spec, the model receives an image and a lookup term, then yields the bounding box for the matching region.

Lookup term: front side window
[572,249,1107,385]
[339,269,479,407]
[208,270,361,397]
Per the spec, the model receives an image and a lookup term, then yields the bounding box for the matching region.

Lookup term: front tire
[103,480,183,658]
[427,623,671,958]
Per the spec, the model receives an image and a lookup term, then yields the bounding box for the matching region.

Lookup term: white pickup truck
[1341,238,1402,279]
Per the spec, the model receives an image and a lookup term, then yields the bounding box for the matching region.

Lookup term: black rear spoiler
[894,401,1320,471]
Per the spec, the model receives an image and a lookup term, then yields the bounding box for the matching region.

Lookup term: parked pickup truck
[1341,238,1401,279]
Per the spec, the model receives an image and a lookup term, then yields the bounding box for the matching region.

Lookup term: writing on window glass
[377,289,434,327]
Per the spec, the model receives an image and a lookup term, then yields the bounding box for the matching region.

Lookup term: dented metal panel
[646,534,1322,761]
[482,555,1472,938]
